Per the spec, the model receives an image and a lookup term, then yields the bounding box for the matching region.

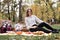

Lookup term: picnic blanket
[0,31,52,36]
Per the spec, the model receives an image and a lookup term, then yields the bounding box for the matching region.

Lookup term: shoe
[52,30,59,33]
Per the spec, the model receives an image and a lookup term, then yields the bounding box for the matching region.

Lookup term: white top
[14,23,23,30]
[25,15,44,29]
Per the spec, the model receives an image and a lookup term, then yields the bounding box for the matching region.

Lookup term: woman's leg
[29,27,51,33]
[38,22,55,31]
[37,27,51,33]
[29,28,37,32]
[29,22,59,33]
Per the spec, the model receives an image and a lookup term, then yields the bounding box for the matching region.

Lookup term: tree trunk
[19,0,22,22]
[8,3,10,20]
[0,2,1,12]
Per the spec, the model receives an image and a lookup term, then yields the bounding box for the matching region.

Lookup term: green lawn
[0,24,60,40]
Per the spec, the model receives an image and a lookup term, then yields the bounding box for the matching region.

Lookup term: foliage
[31,0,60,23]
[0,0,60,23]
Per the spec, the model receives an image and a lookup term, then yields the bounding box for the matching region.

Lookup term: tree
[19,0,22,22]
[0,2,1,12]
[11,0,16,22]
[3,0,12,20]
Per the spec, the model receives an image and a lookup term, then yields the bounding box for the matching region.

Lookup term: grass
[0,24,60,40]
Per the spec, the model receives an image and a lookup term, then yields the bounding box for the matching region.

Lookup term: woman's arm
[25,18,37,29]
[25,18,31,29]
[34,15,44,23]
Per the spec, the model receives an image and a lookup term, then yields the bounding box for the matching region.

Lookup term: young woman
[25,9,59,33]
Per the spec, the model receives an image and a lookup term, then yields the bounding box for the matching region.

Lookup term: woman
[25,9,59,33]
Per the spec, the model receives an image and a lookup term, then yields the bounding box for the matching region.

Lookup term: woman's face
[28,10,32,16]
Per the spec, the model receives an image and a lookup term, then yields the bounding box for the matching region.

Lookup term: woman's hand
[30,26,37,28]
[26,26,37,30]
